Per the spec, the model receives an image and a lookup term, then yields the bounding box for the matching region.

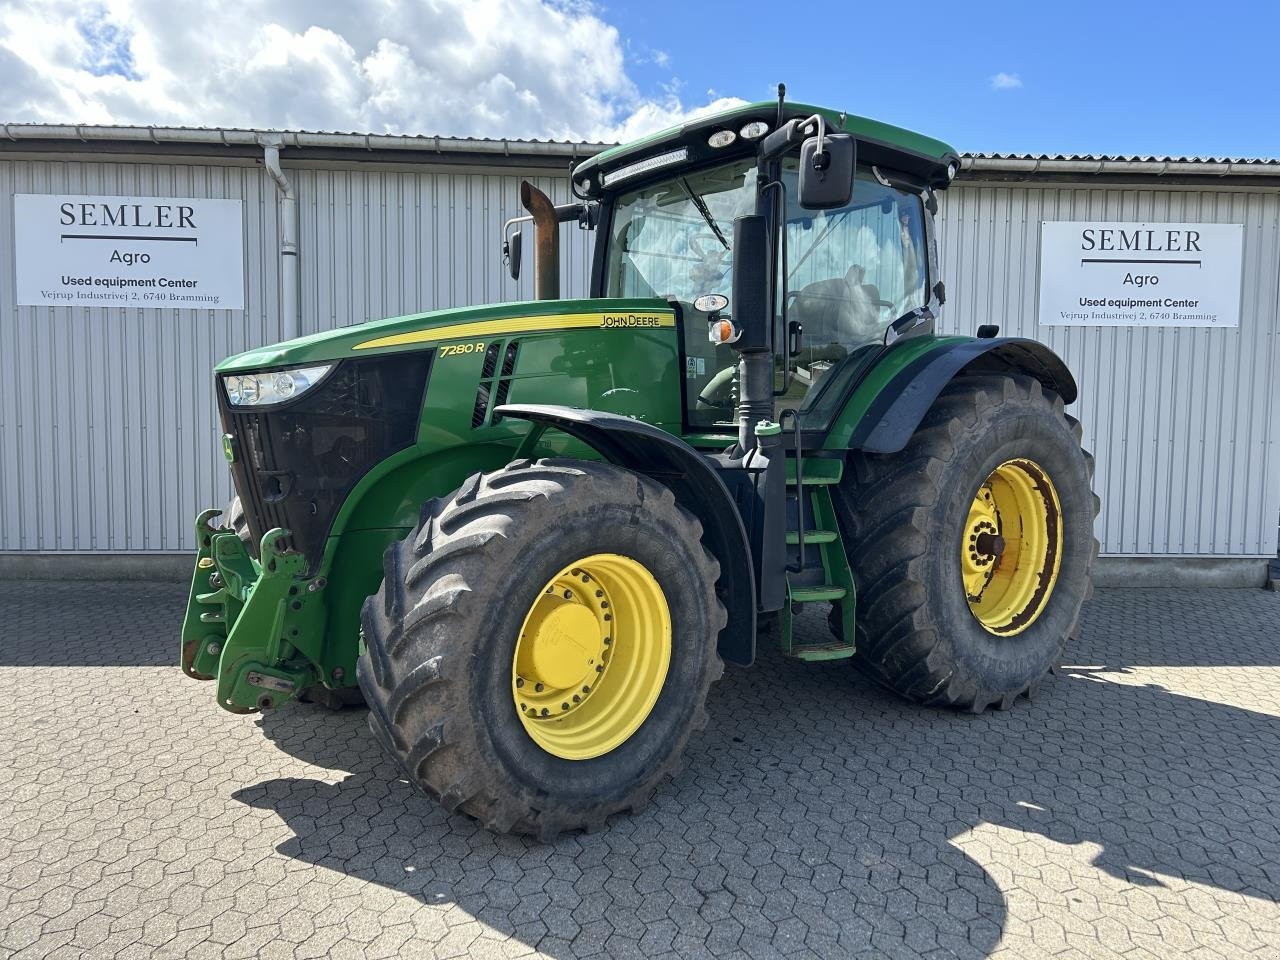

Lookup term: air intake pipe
[520,181,560,301]
[730,215,774,453]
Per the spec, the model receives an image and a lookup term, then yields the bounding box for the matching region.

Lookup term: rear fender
[495,403,757,666]
[842,337,1077,454]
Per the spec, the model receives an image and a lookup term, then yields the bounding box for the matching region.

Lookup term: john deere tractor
[181,91,1097,837]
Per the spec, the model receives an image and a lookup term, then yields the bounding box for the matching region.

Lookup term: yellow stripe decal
[352,311,675,351]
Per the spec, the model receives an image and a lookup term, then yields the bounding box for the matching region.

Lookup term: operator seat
[790,265,887,350]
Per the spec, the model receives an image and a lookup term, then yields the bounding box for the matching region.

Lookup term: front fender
[495,403,757,667]
[832,337,1077,454]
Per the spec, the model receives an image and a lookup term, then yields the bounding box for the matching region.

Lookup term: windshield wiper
[885,306,935,343]
[680,178,729,250]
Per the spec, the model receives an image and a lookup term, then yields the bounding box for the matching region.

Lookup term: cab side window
[782,167,928,416]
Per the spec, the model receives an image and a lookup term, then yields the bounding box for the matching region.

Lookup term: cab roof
[572,100,960,195]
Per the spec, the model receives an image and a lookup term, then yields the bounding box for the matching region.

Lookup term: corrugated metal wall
[0,156,593,553]
[2,151,1276,558]
[0,157,282,553]
[935,181,1280,557]
[293,166,593,331]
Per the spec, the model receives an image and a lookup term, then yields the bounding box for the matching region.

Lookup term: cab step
[789,583,847,603]
[785,529,838,545]
[786,641,858,662]
[785,458,843,486]
[779,478,856,662]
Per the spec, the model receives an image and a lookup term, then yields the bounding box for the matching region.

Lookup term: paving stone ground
[1,581,1278,960]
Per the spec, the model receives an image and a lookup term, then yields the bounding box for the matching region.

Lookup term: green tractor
[181,91,1097,837]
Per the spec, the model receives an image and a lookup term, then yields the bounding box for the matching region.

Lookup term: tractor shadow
[235,588,1280,958]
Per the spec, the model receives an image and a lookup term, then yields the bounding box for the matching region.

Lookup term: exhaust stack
[520,181,560,301]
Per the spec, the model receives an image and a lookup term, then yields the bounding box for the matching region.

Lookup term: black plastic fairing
[849,337,1078,454]
[219,352,432,573]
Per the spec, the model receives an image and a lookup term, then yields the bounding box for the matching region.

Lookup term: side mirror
[503,230,522,281]
[798,133,855,210]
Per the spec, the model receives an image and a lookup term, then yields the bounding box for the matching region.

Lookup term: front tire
[358,459,726,837]
[219,495,251,544]
[831,374,1098,711]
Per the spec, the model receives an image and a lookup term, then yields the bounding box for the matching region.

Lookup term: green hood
[215,297,674,372]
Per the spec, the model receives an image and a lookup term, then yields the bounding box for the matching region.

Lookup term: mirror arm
[502,214,533,282]
[758,120,801,161]
[758,113,828,162]
[501,199,597,284]
[552,200,593,225]
[502,213,533,239]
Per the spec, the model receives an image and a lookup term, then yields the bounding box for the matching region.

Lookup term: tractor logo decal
[600,314,665,328]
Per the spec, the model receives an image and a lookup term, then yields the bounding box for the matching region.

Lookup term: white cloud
[608,94,745,144]
[0,0,743,141]
[989,71,1023,91]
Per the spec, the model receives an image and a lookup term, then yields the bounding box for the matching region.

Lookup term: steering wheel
[689,235,729,289]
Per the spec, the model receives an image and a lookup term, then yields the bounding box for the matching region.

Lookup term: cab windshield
[604,156,928,429]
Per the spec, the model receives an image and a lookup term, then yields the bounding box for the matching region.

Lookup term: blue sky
[2,1,1273,156]
[607,0,1277,158]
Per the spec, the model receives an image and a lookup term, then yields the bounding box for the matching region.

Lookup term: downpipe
[520,181,560,301]
[261,136,300,340]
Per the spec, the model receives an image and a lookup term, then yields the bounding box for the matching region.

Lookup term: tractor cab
[597,139,934,431]
[507,96,959,445]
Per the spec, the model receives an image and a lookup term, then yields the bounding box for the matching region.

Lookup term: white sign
[14,194,245,310]
[1038,221,1243,327]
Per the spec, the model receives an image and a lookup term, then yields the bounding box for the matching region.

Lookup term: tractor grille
[218,352,432,574]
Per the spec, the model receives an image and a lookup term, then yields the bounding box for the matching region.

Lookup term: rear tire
[358,458,726,837]
[830,375,1098,711]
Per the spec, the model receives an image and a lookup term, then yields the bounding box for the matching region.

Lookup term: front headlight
[223,363,334,407]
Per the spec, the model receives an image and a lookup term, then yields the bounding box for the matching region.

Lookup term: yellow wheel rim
[961,459,1063,636]
[512,553,671,760]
